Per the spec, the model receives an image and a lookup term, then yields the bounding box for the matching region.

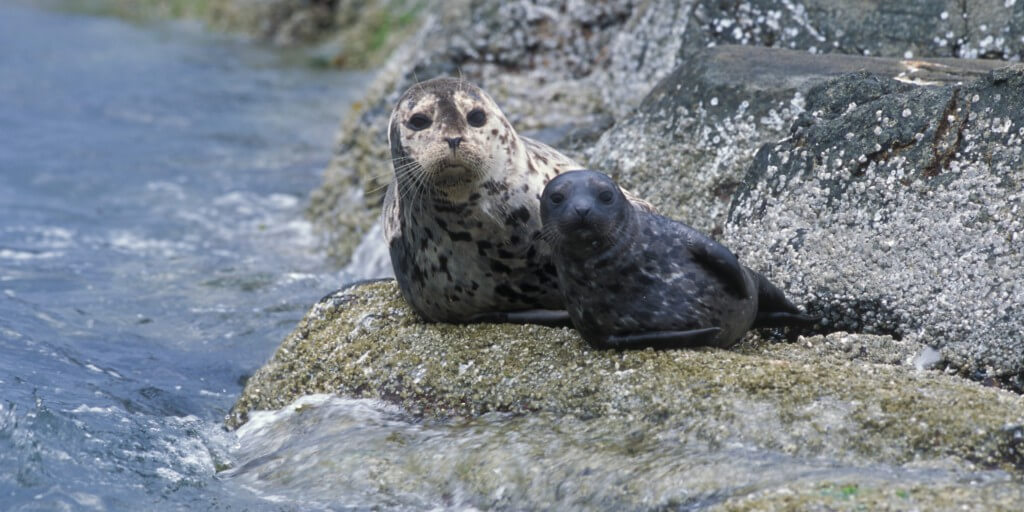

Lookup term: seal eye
[598,190,614,203]
[466,108,487,127]
[550,192,565,205]
[407,113,432,131]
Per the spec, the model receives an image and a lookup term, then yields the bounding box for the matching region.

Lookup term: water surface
[0,3,369,508]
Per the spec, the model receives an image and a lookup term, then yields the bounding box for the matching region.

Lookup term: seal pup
[383,77,651,325]
[540,170,813,349]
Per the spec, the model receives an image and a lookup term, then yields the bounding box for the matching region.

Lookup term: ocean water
[0,2,373,508]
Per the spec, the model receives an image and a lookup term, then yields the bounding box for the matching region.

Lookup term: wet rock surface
[726,65,1024,387]
[228,281,1024,508]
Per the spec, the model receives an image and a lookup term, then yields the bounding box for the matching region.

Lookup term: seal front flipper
[467,309,572,327]
[754,311,819,327]
[593,327,722,350]
[688,236,752,300]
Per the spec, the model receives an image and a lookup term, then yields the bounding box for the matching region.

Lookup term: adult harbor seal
[383,77,650,324]
[540,170,814,349]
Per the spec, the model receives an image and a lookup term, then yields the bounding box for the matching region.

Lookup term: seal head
[388,78,511,197]
[540,170,634,258]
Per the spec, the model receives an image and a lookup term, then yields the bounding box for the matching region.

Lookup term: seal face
[383,78,648,324]
[541,170,810,349]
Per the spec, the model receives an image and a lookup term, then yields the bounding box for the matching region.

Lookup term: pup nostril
[575,206,590,218]
[446,137,463,149]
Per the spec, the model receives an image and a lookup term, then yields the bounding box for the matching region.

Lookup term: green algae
[49,0,428,68]
[717,479,1024,511]
[228,281,1024,477]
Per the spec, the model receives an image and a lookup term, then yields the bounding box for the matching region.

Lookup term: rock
[77,0,425,56]
[589,45,1007,237]
[682,0,1024,60]
[227,281,1024,507]
[208,0,335,46]
[229,398,1024,511]
[726,65,1024,388]
[308,0,1023,263]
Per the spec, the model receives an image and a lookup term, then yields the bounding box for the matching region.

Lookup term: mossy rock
[228,281,1024,477]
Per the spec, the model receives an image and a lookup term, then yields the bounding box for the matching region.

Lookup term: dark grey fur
[541,170,811,349]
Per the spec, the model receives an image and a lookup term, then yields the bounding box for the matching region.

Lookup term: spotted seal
[540,170,814,349]
[383,77,650,324]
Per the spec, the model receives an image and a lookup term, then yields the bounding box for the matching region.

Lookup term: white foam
[341,220,394,282]
[0,249,61,260]
[156,467,183,483]
[108,231,192,257]
[70,405,119,415]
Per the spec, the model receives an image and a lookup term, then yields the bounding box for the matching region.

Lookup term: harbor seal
[540,170,814,349]
[383,77,650,325]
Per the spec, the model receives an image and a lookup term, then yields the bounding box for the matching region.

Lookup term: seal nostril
[575,206,590,218]
[446,137,463,149]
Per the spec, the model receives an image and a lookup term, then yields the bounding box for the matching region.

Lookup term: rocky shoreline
[99,0,1024,508]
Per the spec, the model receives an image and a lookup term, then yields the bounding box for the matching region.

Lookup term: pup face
[540,170,632,254]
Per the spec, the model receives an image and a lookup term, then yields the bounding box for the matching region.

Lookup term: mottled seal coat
[383,78,650,324]
[540,170,812,349]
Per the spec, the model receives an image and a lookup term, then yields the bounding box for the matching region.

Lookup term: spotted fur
[540,170,811,348]
[383,77,649,323]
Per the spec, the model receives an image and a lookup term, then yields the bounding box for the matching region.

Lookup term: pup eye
[466,108,486,127]
[549,192,565,204]
[598,190,614,203]
[407,113,432,131]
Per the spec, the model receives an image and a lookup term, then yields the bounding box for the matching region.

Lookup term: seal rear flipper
[689,238,752,300]
[750,271,818,328]
[467,309,572,327]
[596,327,722,350]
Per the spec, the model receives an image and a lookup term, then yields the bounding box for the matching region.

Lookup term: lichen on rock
[726,65,1024,387]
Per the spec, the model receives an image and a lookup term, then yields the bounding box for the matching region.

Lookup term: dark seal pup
[540,170,813,349]
[383,77,651,325]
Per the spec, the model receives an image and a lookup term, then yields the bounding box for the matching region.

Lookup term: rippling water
[0,3,371,508]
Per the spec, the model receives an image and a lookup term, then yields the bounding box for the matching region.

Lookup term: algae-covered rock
[228,281,1024,477]
[206,0,336,45]
[725,66,1024,388]
[716,479,1024,512]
